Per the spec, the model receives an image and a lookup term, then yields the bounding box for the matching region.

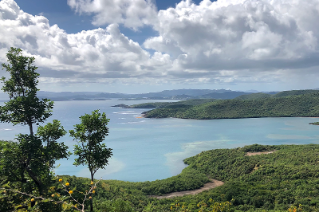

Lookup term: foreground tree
[0,48,70,210]
[70,109,113,212]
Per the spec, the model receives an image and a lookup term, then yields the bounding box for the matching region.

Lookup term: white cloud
[67,0,158,30]
[1,0,319,90]
[145,0,319,72]
[0,0,172,83]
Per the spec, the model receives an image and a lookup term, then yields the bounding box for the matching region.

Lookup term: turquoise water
[1,100,319,182]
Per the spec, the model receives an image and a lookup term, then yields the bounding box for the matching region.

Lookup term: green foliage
[139,168,209,195]
[272,89,319,98]
[241,144,276,153]
[0,47,54,133]
[64,144,319,212]
[235,90,319,100]
[235,93,272,100]
[36,120,69,168]
[94,198,135,212]
[131,99,215,109]
[0,48,70,210]
[70,110,112,178]
[180,144,319,211]
[143,93,319,119]
[130,102,172,108]
[70,109,112,211]
[4,142,319,211]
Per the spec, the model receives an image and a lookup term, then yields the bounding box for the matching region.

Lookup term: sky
[0,0,319,93]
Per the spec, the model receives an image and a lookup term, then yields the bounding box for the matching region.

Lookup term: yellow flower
[89,196,92,199]
[59,179,62,182]
[51,194,55,197]
[65,182,70,186]
[31,198,35,202]
[91,181,94,185]
[69,190,73,194]
[92,190,95,194]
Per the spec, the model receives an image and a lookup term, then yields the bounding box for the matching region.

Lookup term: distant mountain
[2,89,317,102]
[34,89,255,101]
[234,89,319,100]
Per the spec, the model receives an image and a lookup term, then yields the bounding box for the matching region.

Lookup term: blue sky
[1,0,319,93]
[14,0,202,34]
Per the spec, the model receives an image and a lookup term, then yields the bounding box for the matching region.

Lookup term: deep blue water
[1,100,319,182]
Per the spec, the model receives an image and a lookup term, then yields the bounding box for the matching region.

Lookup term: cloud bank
[1,0,319,90]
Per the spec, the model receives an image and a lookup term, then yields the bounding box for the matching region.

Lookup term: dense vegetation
[0,137,209,211]
[142,92,319,119]
[73,144,319,211]
[234,93,272,100]
[4,143,319,211]
[112,99,215,109]
[0,48,114,211]
[236,89,319,100]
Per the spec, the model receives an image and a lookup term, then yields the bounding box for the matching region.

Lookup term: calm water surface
[1,100,319,182]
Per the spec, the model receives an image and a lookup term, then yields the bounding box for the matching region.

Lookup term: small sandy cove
[149,179,224,199]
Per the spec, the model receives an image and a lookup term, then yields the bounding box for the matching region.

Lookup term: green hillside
[143,92,319,119]
[168,144,319,211]
[80,144,319,211]
[235,92,272,100]
[272,89,319,98]
[4,144,319,211]
[234,89,319,100]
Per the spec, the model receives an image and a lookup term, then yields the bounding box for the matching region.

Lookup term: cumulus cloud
[0,0,172,84]
[67,0,158,30]
[145,0,319,75]
[1,0,319,89]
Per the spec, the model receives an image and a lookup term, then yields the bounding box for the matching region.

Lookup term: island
[116,90,319,122]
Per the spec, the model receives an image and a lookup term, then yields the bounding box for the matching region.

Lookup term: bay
[1,99,319,182]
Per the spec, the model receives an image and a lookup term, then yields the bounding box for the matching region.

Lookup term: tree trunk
[28,121,33,137]
[25,165,44,195]
[90,172,94,212]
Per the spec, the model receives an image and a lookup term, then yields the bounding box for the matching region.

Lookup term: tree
[70,109,113,212]
[0,48,53,136]
[0,48,70,209]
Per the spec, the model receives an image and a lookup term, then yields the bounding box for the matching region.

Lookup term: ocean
[1,99,319,182]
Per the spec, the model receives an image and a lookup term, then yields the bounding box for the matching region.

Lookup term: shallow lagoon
[1,100,319,182]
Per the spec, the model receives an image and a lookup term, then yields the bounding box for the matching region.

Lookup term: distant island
[0,89,279,101]
[115,90,319,121]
